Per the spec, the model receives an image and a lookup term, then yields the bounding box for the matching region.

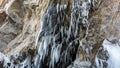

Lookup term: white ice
[103,39,120,68]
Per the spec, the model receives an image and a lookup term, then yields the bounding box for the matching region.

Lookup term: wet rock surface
[0,0,120,68]
[37,0,89,67]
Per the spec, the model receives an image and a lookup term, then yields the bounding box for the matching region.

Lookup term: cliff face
[73,0,120,67]
[0,0,120,68]
[0,0,48,54]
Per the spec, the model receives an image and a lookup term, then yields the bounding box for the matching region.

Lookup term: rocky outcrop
[0,0,120,68]
[71,0,120,67]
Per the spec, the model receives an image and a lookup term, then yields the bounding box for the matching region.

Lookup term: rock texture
[0,0,120,68]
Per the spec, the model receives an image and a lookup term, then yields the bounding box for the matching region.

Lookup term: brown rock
[0,11,7,26]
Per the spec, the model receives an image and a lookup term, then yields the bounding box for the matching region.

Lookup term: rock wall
[0,0,120,68]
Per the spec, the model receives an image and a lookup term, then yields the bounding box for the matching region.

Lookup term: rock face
[0,0,120,68]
